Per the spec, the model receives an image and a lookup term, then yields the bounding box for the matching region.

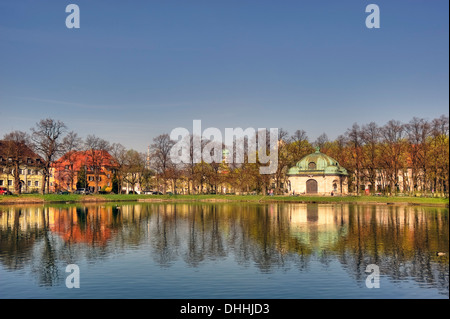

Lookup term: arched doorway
[306,179,318,194]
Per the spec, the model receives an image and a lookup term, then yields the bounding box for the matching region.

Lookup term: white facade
[289,175,348,195]
[287,148,349,196]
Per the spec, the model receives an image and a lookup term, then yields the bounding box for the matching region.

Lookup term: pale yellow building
[0,140,44,194]
[287,147,349,195]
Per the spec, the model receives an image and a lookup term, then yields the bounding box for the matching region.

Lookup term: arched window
[332,180,338,192]
[308,162,316,170]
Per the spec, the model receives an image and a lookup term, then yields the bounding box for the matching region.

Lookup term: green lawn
[0,193,448,206]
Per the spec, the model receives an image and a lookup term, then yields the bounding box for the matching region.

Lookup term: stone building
[287,147,348,195]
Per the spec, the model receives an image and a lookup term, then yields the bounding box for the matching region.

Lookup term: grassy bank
[0,193,448,207]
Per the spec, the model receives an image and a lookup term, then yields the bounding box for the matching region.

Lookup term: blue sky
[0,0,448,151]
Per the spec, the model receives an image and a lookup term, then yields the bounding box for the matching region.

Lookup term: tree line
[148,114,449,196]
[1,114,448,196]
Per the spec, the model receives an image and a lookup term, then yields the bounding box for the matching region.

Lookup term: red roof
[53,150,118,173]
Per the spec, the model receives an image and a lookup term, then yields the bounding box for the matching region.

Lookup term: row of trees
[1,119,154,194]
[149,115,449,196]
[1,114,448,196]
[325,115,449,195]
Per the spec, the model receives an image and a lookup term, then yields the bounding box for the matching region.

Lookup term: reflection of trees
[335,205,449,293]
[32,207,60,286]
[0,208,40,271]
[184,205,205,267]
[150,204,180,267]
[0,204,124,286]
[0,203,448,293]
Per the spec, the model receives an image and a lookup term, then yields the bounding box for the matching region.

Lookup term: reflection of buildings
[48,206,115,246]
[0,205,119,247]
[287,204,349,250]
[0,203,448,293]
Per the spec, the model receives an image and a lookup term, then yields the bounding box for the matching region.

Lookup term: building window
[19,169,25,175]
[28,180,31,186]
[308,162,316,170]
[28,169,32,175]
[35,181,39,187]
[89,176,94,181]
[8,180,13,186]
[0,180,3,186]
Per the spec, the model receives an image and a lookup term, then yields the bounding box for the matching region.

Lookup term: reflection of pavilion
[287,204,349,250]
[0,203,448,296]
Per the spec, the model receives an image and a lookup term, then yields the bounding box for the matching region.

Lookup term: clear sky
[0,0,448,151]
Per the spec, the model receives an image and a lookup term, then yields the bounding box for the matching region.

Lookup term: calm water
[0,202,448,299]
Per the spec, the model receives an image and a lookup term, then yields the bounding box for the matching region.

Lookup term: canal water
[0,202,448,299]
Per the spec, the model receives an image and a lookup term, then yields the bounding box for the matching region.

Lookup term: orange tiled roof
[52,150,118,172]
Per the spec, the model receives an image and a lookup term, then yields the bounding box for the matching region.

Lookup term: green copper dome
[287,147,348,176]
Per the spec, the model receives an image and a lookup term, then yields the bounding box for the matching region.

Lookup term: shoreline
[0,194,448,207]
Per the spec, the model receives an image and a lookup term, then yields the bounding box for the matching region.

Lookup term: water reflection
[0,203,448,295]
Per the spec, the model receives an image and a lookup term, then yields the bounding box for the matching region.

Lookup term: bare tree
[150,134,175,194]
[430,115,449,195]
[345,123,363,195]
[405,117,430,194]
[360,122,380,194]
[58,131,83,191]
[314,133,330,153]
[289,129,310,164]
[84,135,111,194]
[379,120,406,195]
[110,143,127,193]
[30,119,67,193]
[2,131,29,194]
[122,149,146,193]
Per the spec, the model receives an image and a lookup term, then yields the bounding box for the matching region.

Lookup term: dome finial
[315,146,320,153]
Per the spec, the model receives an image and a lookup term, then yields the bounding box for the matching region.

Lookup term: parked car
[74,188,89,194]
[0,187,12,195]
[152,191,163,195]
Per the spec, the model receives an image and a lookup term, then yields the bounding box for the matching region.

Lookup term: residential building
[50,150,118,193]
[0,140,45,194]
